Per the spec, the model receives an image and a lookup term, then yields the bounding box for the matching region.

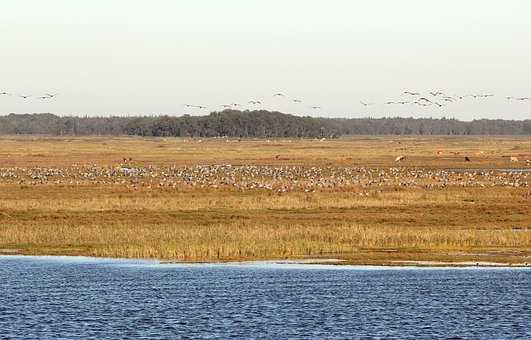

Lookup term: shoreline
[1,253,529,268]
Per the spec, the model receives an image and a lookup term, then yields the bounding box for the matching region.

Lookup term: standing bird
[464,156,471,162]
[395,155,406,162]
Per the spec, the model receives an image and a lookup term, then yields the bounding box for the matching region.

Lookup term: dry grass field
[0,135,529,265]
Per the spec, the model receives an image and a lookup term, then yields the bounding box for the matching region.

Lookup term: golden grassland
[0,135,529,265]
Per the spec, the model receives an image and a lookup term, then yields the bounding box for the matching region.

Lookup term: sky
[1,0,530,120]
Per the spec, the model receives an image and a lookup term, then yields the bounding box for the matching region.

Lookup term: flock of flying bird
[183,92,322,112]
[2,89,530,114]
[360,90,531,109]
[0,91,58,100]
[182,89,530,113]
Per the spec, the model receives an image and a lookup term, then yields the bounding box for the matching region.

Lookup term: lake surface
[1,256,529,339]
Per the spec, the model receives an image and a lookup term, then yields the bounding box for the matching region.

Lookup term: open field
[0,135,529,265]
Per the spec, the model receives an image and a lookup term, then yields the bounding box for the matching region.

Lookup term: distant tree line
[1,111,530,137]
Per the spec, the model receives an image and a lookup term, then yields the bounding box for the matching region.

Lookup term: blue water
[0,256,529,339]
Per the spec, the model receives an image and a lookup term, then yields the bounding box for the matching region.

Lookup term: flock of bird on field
[1,89,530,114]
[0,164,528,193]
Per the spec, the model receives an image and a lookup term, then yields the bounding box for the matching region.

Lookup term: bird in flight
[292,99,302,103]
[273,93,285,97]
[0,91,10,96]
[360,101,374,106]
[403,91,420,96]
[19,95,31,99]
[429,91,445,97]
[45,93,58,98]
[220,104,232,108]
[248,100,262,105]
[38,95,51,100]
[515,97,531,101]
[310,106,321,109]
[418,97,433,103]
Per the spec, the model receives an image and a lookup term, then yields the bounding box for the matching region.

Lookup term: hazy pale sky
[1,0,530,120]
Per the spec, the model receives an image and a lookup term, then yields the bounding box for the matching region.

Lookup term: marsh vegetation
[0,136,529,265]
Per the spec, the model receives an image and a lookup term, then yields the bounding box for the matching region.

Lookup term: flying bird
[429,91,445,97]
[19,95,31,99]
[292,99,302,103]
[360,101,374,106]
[403,91,420,96]
[0,91,10,96]
[273,93,285,97]
[45,93,58,98]
[310,106,321,109]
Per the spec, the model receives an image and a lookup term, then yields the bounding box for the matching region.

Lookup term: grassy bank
[0,136,529,265]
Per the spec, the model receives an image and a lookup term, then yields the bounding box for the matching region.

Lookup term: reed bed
[1,222,528,261]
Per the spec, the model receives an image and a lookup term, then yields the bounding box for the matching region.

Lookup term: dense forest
[1,111,530,137]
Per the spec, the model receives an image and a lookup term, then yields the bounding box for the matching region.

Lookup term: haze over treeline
[1,111,530,138]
